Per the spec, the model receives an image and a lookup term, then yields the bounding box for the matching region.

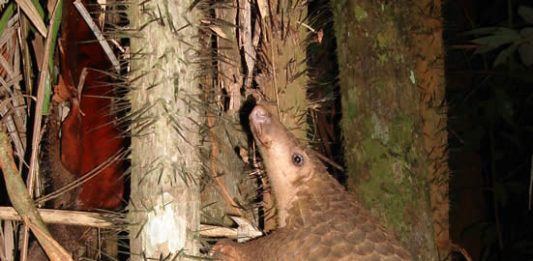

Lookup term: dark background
[445,1,533,260]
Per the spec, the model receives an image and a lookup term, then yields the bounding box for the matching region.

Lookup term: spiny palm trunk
[127,0,203,258]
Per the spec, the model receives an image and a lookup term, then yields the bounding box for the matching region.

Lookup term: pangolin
[211,105,412,260]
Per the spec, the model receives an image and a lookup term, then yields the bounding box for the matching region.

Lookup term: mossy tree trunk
[333,0,449,260]
[127,0,203,258]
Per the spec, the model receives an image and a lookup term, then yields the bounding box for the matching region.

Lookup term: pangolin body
[212,105,412,260]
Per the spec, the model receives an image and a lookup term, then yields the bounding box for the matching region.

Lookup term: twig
[0,206,258,239]
[238,0,255,89]
[295,21,316,33]
[35,148,127,205]
[0,207,115,228]
[451,243,473,261]
[313,151,344,172]
[73,0,120,73]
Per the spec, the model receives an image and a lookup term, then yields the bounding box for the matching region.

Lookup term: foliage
[467,6,533,66]
[451,3,533,261]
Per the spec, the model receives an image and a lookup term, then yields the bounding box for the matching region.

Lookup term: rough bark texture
[127,0,202,258]
[200,0,256,229]
[211,105,412,260]
[257,0,309,140]
[410,1,450,257]
[255,0,311,232]
[205,0,313,233]
[333,0,449,260]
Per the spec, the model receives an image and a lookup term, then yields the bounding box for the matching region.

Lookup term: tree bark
[205,0,313,233]
[127,0,203,258]
[257,0,310,140]
[333,0,449,260]
[200,0,255,229]
[254,0,311,231]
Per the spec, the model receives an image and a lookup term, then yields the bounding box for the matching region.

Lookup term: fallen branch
[0,206,262,240]
[0,207,115,228]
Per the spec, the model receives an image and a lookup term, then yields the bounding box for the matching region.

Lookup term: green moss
[370,114,389,142]
[351,112,417,235]
[360,138,386,162]
[376,53,388,64]
[343,88,358,120]
[356,154,414,234]
[376,31,388,49]
[353,5,368,21]
[389,113,415,148]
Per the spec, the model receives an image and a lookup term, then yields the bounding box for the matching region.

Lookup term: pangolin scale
[212,105,412,261]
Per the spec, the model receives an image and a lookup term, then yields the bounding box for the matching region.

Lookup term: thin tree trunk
[255,0,311,231]
[127,0,203,258]
[333,0,449,260]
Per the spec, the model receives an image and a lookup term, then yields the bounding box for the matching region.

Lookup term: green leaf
[0,3,16,35]
[47,0,63,72]
[30,0,44,18]
[518,41,533,66]
[518,28,533,66]
[493,43,519,66]
[464,27,500,36]
[476,43,501,54]
[41,0,63,115]
[518,5,533,24]
[471,28,520,54]
[521,27,533,39]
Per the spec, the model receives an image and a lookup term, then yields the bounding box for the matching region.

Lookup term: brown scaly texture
[27,103,89,260]
[212,105,412,260]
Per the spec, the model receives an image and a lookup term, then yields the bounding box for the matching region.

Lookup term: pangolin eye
[292,153,304,167]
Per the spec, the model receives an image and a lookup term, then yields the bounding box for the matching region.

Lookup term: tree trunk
[333,0,449,260]
[254,0,311,231]
[204,0,312,233]
[256,0,310,140]
[127,0,203,258]
[199,0,256,229]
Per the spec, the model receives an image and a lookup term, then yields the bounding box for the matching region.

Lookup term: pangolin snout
[249,105,271,126]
